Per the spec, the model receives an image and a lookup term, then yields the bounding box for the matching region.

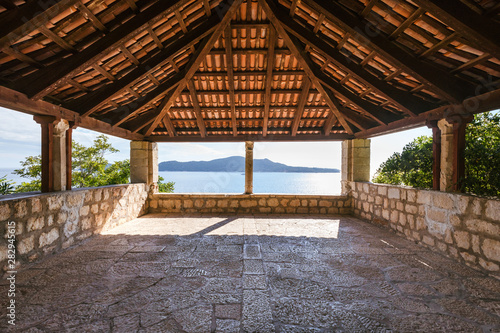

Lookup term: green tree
[0,175,15,195]
[158,176,175,193]
[13,134,174,193]
[373,112,500,197]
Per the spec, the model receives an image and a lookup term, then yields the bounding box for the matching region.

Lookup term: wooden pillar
[245,141,254,194]
[66,126,73,190]
[34,116,56,193]
[427,120,441,190]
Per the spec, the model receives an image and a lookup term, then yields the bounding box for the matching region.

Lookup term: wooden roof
[0,0,499,142]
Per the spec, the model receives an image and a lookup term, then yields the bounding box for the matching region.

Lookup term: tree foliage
[373,112,500,197]
[0,175,15,195]
[158,176,175,193]
[10,134,175,193]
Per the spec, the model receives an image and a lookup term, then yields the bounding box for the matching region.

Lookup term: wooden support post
[245,141,254,194]
[66,126,73,190]
[34,116,56,193]
[427,120,441,190]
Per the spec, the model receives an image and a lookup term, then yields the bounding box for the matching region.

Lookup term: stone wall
[0,184,148,271]
[350,181,500,277]
[149,194,352,215]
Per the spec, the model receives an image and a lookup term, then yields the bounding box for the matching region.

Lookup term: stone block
[259,207,271,213]
[319,200,332,207]
[18,236,34,255]
[66,193,84,207]
[405,204,418,215]
[0,203,11,221]
[449,214,461,228]
[218,200,229,208]
[482,238,500,261]
[27,216,44,232]
[432,193,454,210]
[465,219,500,237]
[471,235,480,254]
[267,198,279,207]
[479,258,499,272]
[184,200,194,208]
[297,207,309,214]
[388,188,400,200]
[39,228,59,247]
[416,191,431,205]
[407,190,417,202]
[289,199,300,207]
[47,195,63,210]
[206,200,216,208]
[422,236,435,246]
[485,200,500,221]
[309,199,317,207]
[454,231,470,249]
[240,200,257,208]
[427,208,446,223]
[194,199,204,208]
[460,252,476,263]
[80,205,90,216]
[14,201,27,218]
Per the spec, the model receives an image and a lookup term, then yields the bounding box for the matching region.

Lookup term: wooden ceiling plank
[224,25,238,136]
[124,0,138,12]
[11,0,193,99]
[203,0,211,17]
[273,6,431,116]
[305,0,473,103]
[69,18,219,116]
[262,25,276,137]
[0,0,16,10]
[360,0,380,17]
[148,25,163,49]
[92,63,116,81]
[451,53,492,73]
[291,78,311,136]
[75,1,107,33]
[259,0,354,135]
[175,9,189,34]
[0,0,80,51]
[413,0,500,59]
[419,32,458,58]
[187,80,207,137]
[144,0,244,137]
[2,47,43,68]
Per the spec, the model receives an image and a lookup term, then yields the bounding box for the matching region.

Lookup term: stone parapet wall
[0,184,148,271]
[149,193,352,215]
[349,181,500,277]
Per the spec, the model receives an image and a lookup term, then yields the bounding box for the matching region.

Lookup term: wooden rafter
[144,0,244,137]
[0,0,80,51]
[262,25,276,137]
[224,25,238,136]
[272,5,434,116]
[187,80,207,137]
[0,0,16,10]
[38,25,76,53]
[304,0,474,103]
[75,1,107,33]
[67,18,219,116]
[291,78,311,136]
[259,0,355,135]
[389,8,425,40]
[11,0,193,100]
[413,0,500,59]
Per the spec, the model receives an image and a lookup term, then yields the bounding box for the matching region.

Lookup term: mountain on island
[159,156,339,173]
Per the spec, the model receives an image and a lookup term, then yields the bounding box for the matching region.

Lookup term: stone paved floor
[2,215,500,332]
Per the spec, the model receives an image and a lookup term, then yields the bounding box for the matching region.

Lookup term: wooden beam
[263,25,276,136]
[187,80,207,137]
[360,0,379,17]
[355,88,500,138]
[144,0,244,136]
[0,85,143,141]
[75,1,107,33]
[101,72,184,127]
[0,0,17,10]
[224,25,238,136]
[0,0,80,51]
[273,7,434,115]
[148,133,354,142]
[291,78,311,136]
[389,8,425,40]
[66,126,73,191]
[451,53,492,74]
[419,32,458,58]
[11,0,193,99]
[413,0,500,59]
[34,116,56,193]
[123,93,176,136]
[193,70,305,77]
[67,18,218,116]
[304,0,473,102]
[38,25,76,53]
[451,120,468,192]
[427,120,441,190]
[259,0,354,135]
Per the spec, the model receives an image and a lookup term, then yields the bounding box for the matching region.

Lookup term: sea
[0,168,342,195]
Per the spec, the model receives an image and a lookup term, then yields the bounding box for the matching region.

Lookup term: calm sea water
[160,171,341,195]
[0,168,342,195]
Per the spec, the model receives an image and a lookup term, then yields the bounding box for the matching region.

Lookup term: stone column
[130,141,158,190]
[245,141,254,194]
[438,119,454,192]
[34,116,71,192]
[341,139,371,194]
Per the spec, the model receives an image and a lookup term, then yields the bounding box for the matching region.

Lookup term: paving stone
[243,275,267,290]
[242,290,275,332]
[216,319,241,332]
[215,304,241,320]
[244,259,265,275]
[244,244,262,259]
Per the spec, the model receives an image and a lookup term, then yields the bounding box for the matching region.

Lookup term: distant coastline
[159,156,340,173]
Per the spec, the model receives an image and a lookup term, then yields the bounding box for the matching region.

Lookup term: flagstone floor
[2,214,500,332]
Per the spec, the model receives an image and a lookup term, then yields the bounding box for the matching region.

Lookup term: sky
[0,106,432,178]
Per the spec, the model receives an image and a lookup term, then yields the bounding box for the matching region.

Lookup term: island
[159,156,340,173]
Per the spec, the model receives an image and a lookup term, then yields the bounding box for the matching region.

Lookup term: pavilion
[0,0,499,331]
